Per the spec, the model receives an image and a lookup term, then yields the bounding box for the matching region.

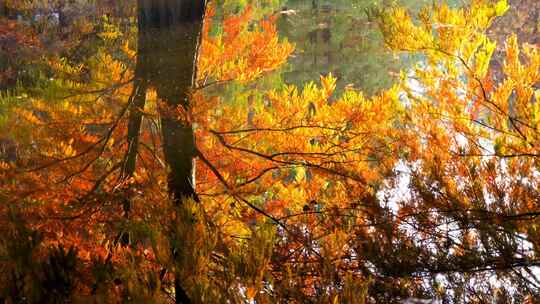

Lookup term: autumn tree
[0,0,295,302]
[367,0,540,301]
[126,0,208,302]
[190,0,540,302]
[1,0,539,303]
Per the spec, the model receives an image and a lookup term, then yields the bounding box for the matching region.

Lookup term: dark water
[3,0,531,101]
[274,0,461,96]
[277,1,397,95]
[0,0,464,96]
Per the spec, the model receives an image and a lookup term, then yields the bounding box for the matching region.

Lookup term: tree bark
[122,78,148,182]
[136,1,206,303]
[137,0,205,203]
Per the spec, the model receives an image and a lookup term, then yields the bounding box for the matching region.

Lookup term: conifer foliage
[0,0,539,303]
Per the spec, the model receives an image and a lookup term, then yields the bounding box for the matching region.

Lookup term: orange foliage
[198,4,294,83]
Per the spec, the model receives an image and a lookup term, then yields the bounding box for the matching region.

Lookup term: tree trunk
[136,1,206,303]
[122,78,148,182]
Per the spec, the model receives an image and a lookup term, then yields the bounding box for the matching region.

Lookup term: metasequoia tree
[368,0,540,301]
[126,1,208,302]
[190,0,540,302]
[1,0,540,303]
[0,1,295,302]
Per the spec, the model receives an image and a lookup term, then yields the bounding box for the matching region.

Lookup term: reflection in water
[132,1,206,301]
[276,0,464,95]
[1,1,539,303]
[136,0,206,197]
[277,0,399,95]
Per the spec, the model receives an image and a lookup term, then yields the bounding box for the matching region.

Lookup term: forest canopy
[0,0,539,303]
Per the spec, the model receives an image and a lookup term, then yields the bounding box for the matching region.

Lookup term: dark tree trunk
[136,1,206,303]
[122,78,148,181]
[119,11,151,246]
[122,15,152,183]
[136,0,205,202]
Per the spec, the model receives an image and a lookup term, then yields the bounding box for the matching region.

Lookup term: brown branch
[196,148,290,232]
[209,130,367,183]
